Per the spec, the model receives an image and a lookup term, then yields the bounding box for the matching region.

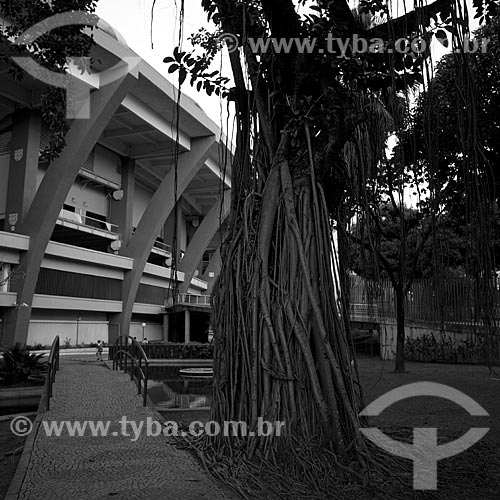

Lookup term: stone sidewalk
[15,358,236,500]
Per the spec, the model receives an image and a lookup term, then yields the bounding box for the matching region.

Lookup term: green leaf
[179,67,187,85]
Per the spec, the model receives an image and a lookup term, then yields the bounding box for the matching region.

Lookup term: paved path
[17,358,235,500]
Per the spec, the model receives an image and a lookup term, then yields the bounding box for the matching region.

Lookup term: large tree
[164,0,497,497]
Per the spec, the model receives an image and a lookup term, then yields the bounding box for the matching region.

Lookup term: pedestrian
[96,340,103,361]
[142,338,149,344]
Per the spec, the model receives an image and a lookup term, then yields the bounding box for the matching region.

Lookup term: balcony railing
[151,239,172,257]
[57,209,119,239]
[165,293,211,308]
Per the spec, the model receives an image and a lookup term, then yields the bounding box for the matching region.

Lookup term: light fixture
[191,216,200,228]
[112,190,124,201]
[110,240,122,251]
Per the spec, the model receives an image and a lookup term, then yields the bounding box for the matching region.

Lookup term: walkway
[16,358,235,500]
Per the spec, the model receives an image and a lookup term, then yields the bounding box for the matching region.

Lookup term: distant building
[0,26,230,347]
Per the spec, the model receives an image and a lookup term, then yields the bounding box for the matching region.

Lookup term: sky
[95,0,228,126]
[94,0,482,144]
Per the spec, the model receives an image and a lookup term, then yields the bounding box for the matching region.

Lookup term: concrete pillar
[117,136,215,338]
[110,157,135,246]
[202,246,221,294]
[108,312,122,343]
[184,309,190,344]
[163,211,176,250]
[162,314,169,342]
[177,207,187,256]
[4,109,41,232]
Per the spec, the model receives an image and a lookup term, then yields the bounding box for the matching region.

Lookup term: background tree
[408,12,500,361]
[347,149,438,372]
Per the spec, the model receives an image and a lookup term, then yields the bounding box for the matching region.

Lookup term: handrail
[45,336,60,411]
[110,335,149,406]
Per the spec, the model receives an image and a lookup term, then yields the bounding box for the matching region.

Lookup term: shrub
[404,333,496,364]
[0,343,47,385]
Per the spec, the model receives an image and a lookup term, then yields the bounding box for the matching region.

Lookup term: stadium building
[0,24,230,347]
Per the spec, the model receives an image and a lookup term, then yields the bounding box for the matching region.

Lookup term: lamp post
[76,317,81,346]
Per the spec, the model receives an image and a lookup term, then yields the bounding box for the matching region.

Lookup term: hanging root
[189,147,419,497]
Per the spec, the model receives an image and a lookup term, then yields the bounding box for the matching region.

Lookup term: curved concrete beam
[201,246,221,294]
[5,73,138,346]
[178,190,231,294]
[119,135,216,336]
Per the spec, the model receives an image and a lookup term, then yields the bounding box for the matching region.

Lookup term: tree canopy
[0,0,98,160]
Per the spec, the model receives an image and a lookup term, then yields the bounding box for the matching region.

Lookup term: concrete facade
[0,27,230,347]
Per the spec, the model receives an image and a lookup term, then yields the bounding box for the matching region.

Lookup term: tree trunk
[394,284,406,372]
[210,147,366,457]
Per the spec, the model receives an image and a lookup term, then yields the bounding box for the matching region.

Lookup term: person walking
[96,340,104,361]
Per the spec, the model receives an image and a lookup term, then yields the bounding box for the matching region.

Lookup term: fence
[350,275,500,326]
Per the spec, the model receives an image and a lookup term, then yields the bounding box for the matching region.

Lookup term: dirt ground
[1,358,499,499]
[357,356,500,499]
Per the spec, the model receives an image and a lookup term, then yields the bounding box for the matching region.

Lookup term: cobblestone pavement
[17,358,236,500]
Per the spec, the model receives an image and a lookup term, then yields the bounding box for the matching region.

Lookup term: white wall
[65,180,109,216]
[129,322,163,341]
[94,145,121,185]
[27,320,109,347]
[43,145,122,218]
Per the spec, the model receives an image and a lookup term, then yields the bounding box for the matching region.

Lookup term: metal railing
[45,336,60,411]
[57,209,119,235]
[165,293,211,308]
[110,336,150,406]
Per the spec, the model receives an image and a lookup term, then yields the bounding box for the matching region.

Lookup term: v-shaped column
[178,189,231,294]
[201,246,222,294]
[5,72,138,345]
[119,135,216,335]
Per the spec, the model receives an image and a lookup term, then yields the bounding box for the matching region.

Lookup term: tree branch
[261,0,302,38]
[345,229,397,285]
[367,0,453,40]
